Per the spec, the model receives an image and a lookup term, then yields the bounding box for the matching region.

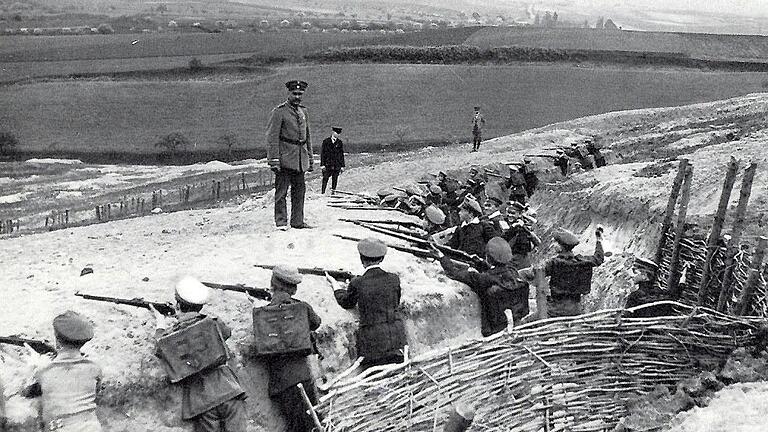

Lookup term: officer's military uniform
[544,229,604,317]
[320,127,345,194]
[266,80,313,228]
[471,107,485,152]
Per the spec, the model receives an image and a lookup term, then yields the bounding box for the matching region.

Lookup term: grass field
[465,27,768,62]
[3,63,767,156]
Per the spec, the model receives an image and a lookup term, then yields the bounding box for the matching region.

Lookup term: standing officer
[320,126,345,194]
[329,238,407,369]
[266,80,314,230]
[471,106,485,152]
[543,227,605,317]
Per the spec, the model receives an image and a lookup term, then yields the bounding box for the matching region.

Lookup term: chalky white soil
[667,382,768,432]
[2,93,768,431]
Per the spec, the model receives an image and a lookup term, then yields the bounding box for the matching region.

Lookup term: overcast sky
[551,0,768,17]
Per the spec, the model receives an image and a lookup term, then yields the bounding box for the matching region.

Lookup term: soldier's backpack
[156,316,229,383]
[252,302,312,357]
[548,257,594,295]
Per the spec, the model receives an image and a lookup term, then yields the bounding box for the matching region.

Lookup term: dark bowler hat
[358,237,387,258]
[486,237,513,264]
[285,80,308,92]
[553,228,580,247]
[53,311,94,344]
[331,127,343,134]
[633,257,659,273]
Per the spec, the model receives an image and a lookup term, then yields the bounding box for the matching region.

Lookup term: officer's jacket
[544,241,604,298]
[506,171,528,196]
[320,136,345,170]
[263,291,322,395]
[266,101,313,172]
[504,224,537,255]
[157,313,245,419]
[334,266,406,363]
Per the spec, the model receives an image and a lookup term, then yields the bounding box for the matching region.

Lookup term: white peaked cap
[175,275,210,305]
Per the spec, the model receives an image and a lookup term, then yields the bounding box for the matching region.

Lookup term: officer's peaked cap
[53,310,94,344]
[358,237,387,258]
[332,126,343,133]
[285,80,308,92]
[175,275,210,305]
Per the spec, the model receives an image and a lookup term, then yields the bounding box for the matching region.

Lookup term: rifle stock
[202,282,271,301]
[254,264,354,281]
[75,292,176,316]
[0,336,56,355]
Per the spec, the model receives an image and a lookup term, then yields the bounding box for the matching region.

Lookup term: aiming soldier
[266,79,314,230]
[432,237,529,335]
[447,197,499,258]
[255,265,322,432]
[503,201,541,269]
[320,126,345,194]
[543,227,605,317]
[150,277,247,432]
[471,106,486,152]
[422,204,447,235]
[329,238,407,369]
[21,311,103,432]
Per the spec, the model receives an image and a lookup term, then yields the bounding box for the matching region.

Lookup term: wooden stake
[654,159,689,274]
[717,162,758,311]
[697,157,739,306]
[667,165,694,298]
[297,382,323,432]
[737,236,768,316]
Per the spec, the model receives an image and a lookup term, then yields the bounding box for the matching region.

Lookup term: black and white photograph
[2,0,768,431]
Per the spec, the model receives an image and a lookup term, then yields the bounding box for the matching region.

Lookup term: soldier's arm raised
[265,107,282,169]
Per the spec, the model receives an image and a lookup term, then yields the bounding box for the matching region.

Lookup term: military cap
[176,276,210,305]
[382,194,400,204]
[377,187,394,198]
[473,106,480,110]
[425,205,446,225]
[53,311,94,344]
[271,264,303,286]
[405,184,427,197]
[486,196,503,206]
[429,185,443,195]
[461,197,482,215]
[486,237,513,264]
[507,201,526,212]
[553,228,580,247]
[469,166,479,174]
[358,237,387,258]
[285,80,308,92]
[331,126,343,134]
[438,171,447,177]
[633,257,659,273]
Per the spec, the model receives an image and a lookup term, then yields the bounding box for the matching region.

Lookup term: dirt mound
[3,93,768,431]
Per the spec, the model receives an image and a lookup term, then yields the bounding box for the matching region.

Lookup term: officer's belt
[279,135,306,145]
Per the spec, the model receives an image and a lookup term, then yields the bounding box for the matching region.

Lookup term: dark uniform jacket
[334,266,406,363]
[439,256,529,336]
[263,291,322,396]
[157,313,245,420]
[506,171,528,199]
[504,224,537,256]
[320,137,345,171]
[266,101,313,172]
[447,219,499,257]
[544,241,604,300]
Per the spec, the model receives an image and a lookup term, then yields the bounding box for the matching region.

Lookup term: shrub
[189,57,204,70]
[0,131,19,155]
[217,132,238,156]
[155,132,190,154]
[97,23,114,34]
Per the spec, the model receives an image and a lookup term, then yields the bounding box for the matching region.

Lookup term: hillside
[2,93,768,430]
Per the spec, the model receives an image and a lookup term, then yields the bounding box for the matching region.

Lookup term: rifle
[201,282,272,301]
[253,264,354,282]
[331,190,378,204]
[327,204,405,212]
[483,169,506,179]
[0,336,56,355]
[75,292,176,316]
[333,234,434,258]
[339,218,423,230]
[355,221,430,246]
[525,153,559,159]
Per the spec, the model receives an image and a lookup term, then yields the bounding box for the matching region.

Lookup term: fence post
[717,162,758,311]
[654,159,689,274]
[216,181,221,200]
[65,210,69,226]
[667,165,694,299]
[185,185,191,203]
[241,172,246,190]
[697,157,739,306]
[737,236,768,316]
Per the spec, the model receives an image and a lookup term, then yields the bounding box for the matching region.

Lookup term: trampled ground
[2,93,768,430]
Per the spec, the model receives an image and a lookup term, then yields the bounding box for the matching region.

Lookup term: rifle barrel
[254,265,353,281]
[75,292,176,316]
[202,282,272,301]
[0,336,56,354]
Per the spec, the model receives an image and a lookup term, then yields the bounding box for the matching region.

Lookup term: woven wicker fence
[315,303,763,431]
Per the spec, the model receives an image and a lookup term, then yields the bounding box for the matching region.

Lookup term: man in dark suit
[447,196,499,258]
[320,126,345,194]
[266,80,314,230]
[331,238,407,369]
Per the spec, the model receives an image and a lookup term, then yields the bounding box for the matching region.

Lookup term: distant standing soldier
[330,238,407,369]
[433,237,530,335]
[471,106,486,152]
[543,227,605,317]
[22,311,103,432]
[150,277,248,432]
[266,80,314,230]
[320,126,345,194]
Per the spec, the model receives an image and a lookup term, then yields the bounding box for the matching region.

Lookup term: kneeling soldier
[151,276,247,432]
[433,237,529,336]
[332,238,407,369]
[254,264,322,432]
[23,311,103,432]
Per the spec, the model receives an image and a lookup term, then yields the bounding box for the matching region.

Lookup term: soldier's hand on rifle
[149,304,173,331]
[22,343,50,379]
[324,272,342,291]
[428,240,444,259]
